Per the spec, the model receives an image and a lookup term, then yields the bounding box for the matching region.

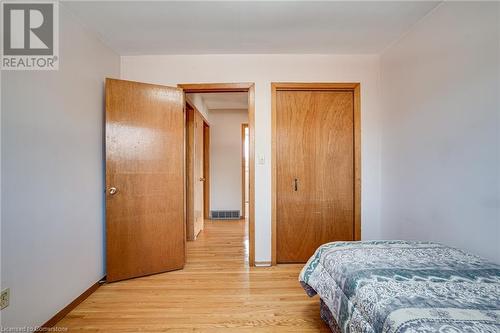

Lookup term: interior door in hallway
[105,78,185,282]
[276,90,355,263]
[186,104,204,240]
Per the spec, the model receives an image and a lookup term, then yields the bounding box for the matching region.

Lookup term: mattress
[299,240,500,333]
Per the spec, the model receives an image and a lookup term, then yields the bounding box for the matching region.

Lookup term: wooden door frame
[179,83,256,267]
[271,82,361,266]
[241,123,249,218]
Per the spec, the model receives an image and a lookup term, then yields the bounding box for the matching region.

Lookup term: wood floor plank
[56,219,329,332]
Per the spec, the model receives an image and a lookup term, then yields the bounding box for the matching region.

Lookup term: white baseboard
[254,261,272,267]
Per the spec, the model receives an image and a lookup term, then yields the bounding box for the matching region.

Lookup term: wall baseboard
[254,261,272,267]
[36,277,105,331]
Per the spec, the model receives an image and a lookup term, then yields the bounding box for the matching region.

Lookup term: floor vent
[211,210,240,220]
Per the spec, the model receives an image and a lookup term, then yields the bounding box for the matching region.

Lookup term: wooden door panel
[106,78,185,282]
[194,111,204,237]
[186,106,195,240]
[186,106,204,240]
[276,90,354,263]
[203,124,210,219]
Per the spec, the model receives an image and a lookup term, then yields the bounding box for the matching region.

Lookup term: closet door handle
[294,178,298,192]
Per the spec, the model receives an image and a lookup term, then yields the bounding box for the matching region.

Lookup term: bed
[299,240,500,333]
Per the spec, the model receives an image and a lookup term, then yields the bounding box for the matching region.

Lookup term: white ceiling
[64,1,440,55]
[188,92,248,110]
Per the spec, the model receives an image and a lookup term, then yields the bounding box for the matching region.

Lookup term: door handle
[109,187,118,195]
[199,177,206,182]
[294,178,298,191]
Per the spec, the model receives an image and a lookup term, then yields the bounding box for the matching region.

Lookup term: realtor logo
[1,1,59,70]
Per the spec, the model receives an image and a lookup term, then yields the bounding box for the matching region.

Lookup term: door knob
[109,187,118,195]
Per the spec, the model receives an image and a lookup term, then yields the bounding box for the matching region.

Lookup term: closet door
[276,89,355,263]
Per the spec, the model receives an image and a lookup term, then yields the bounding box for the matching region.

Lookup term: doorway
[105,80,256,284]
[180,83,255,266]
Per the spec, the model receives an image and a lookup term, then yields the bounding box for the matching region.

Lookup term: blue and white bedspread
[299,240,500,333]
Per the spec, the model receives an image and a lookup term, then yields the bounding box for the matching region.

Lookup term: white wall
[1,4,120,327]
[186,94,210,121]
[210,109,248,213]
[121,54,382,261]
[380,2,500,262]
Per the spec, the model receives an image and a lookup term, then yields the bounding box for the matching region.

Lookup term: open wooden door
[186,104,204,240]
[105,78,185,282]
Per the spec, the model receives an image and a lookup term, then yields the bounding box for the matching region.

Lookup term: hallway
[57,220,329,332]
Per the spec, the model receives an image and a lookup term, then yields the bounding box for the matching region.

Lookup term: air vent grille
[211,210,240,220]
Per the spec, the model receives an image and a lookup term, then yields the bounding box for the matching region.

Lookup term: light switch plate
[258,154,265,165]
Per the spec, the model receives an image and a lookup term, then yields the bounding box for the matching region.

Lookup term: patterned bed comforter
[299,240,500,333]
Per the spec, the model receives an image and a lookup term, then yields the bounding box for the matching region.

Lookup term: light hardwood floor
[57,219,329,332]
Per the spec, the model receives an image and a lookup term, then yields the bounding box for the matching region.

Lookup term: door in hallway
[186,104,205,240]
[105,78,185,282]
[276,89,356,263]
